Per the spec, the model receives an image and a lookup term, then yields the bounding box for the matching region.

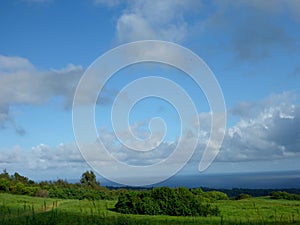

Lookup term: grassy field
[1,193,300,225]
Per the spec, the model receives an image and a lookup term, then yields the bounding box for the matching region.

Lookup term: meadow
[1,193,300,225]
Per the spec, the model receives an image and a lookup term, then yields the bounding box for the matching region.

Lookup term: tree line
[0,169,117,200]
[1,169,300,218]
[200,187,300,198]
[271,191,300,200]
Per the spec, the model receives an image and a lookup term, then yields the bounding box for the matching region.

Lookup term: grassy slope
[0,193,300,225]
[218,197,300,224]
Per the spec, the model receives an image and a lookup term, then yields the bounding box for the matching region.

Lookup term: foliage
[0,170,113,200]
[80,170,100,188]
[200,187,300,198]
[2,169,300,224]
[1,193,300,225]
[271,191,300,200]
[0,178,10,192]
[35,189,49,198]
[115,187,220,217]
[237,193,252,200]
[191,189,229,201]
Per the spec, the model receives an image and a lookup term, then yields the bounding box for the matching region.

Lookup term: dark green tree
[80,170,99,188]
[0,178,10,192]
[237,193,252,200]
[0,169,10,180]
[13,172,31,184]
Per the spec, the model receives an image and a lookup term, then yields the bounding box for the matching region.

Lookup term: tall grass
[0,194,300,225]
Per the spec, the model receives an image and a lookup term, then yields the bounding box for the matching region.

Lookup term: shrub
[237,193,252,200]
[201,191,229,201]
[0,178,10,192]
[271,191,300,200]
[115,187,220,217]
[35,189,49,198]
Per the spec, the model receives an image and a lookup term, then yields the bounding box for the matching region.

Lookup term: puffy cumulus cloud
[97,125,174,166]
[97,0,299,63]
[0,143,91,180]
[97,0,201,43]
[1,92,300,177]
[230,92,297,119]
[87,92,300,169]
[219,92,300,162]
[0,55,35,72]
[94,0,122,8]
[0,55,84,134]
[0,143,85,171]
[0,135,176,179]
[0,56,84,107]
[29,143,85,169]
[0,55,115,134]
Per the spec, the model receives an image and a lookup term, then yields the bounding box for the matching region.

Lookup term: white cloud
[0,55,84,133]
[0,55,35,72]
[1,92,299,178]
[0,55,83,106]
[94,0,122,8]
[98,125,173,166]
[0,143,90,180]
[98,0,299,64]
[116,13,157,41]
[219,92,300,162]
[62,91,299,172]
[0,55,115,134]
[103,0,201,43]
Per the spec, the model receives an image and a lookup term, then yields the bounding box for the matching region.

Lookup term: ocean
[98,170,300,189]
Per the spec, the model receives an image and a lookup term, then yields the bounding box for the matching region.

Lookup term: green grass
[217,197,300,224]
[1,193,300,225]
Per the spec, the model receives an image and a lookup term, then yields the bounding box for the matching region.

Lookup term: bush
[271,191,300,200]
[35,189,49,198]
[115,187,220,217]
[79,190,101,200]
[237,193,252,200]
[0,178,10,192]
[201,191,229,201]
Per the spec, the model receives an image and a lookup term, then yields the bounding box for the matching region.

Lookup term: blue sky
[0,0,300,182]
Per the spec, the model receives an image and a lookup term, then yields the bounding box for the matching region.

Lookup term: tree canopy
[80,170,100,188]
